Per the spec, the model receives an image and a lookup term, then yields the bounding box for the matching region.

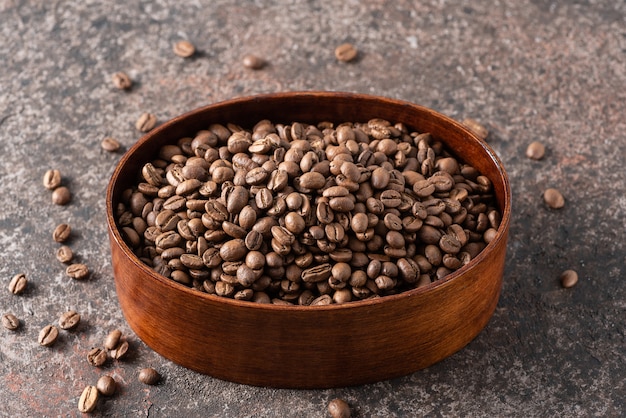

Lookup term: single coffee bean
[38,325,59,346]
[462,118,488,140]
[78,385,99,413]
[173,40,196,57]
[52,186,71,205]
[138,367,161,385]
[242,54,265,69]
[66,263,89,280]
[2,313,20,330]
[335,43,358,62]
[104,329,122,350]
[110,340,129,360]
[52,223,71,243]
[111,71,132,90]
[43,169,62,190]
[560,269,578,288]
[328,398,351,418]
[136,112,157,132]
[96,375,116,396]
[526,141,545,160]
[8,273,27,295]
[101,137,122,152]
[87,347,108,367]
[58,310,81,330]
[55,245,74,264]
[543,188,565,209]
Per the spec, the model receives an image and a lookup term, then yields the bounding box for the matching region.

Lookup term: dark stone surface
[1,0,625,416]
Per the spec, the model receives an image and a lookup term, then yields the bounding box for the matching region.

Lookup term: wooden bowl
[106,92,511,389]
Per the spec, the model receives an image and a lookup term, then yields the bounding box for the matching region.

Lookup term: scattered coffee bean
[56,245,74,264]
[87,347,108,367]
[101,137,121,152]
[543,188,565,209]
[78,385,99,413]
[117,118,502,305]
[66,263,89,280]
[58,310,81,330]
[111,71,132,90]
[51,186,71,205]
[526,141,545,160]
[560,269,578,288]
[242,54,265,69]
[462,118,488,140]
[138,367,161,385]
[104,329,122,350]
[8,273,28,295]
[38,325,59,346]
[96,375,116,396]
[335,43,358,62]
[173,40,195,58]
[43,169,62,190]
[328,398,351,418]
[136,112,157,132]
[52,223,71,243]
[110,340,129,360]
[2,313,20,331]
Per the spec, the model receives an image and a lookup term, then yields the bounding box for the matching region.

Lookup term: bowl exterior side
[106,92,511,388]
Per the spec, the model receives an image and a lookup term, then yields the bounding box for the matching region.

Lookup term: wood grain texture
[106,92,511,388]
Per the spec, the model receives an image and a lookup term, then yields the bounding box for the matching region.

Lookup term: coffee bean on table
[328,398,351,418]
[136,112,157,132]
[110,340,129,360]
[43,169,62,190]
[111,71,132,90]
[87,347,108,367]
[560,269,578,288]
[335,43,358,62]
[173,40,195,58]
[138,367,161,385]
[8,273,27,295]
[56,245,74,264]
[101,137,121,152]
[543,188,565,209]
[58,310,81,330]
[104,329,122,350]
[51,186,71,205]
[461,118,489,140]
[66,263,89,280]
[242,54,265,69]
[52,223,71,243]
[2,313,20,331]
[78,385,99,413]
[38,325,59,346]
[526,141,545,160]
[96,375,116,396]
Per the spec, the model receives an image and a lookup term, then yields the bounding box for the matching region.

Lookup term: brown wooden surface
[106,92,511,388]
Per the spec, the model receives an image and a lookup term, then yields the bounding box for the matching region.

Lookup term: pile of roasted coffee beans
[116,118,503,305]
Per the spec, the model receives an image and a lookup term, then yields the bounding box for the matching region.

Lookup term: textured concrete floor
[1,0,625,416]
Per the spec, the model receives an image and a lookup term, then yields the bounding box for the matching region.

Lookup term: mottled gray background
[1,0,625,417]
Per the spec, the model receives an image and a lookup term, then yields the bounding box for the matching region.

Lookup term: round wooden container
[106,92,511,389]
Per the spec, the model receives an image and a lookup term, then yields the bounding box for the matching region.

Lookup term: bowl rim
[105,91,511,312]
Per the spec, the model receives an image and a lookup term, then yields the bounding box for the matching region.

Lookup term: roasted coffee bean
[88,347,108,367]
[65,262,89,280]
[560,269,578,288]
[526,141,546,160]
[111,71,132,90]
[96,375,116,396]
[110,340,129,360]
[136,112,157,132]
[52,223,71,243]
[104,329,122,350]
[462,118,488,140]
[543,188,565,209]
[43,169,62,190]
[173,40,195,57]
[138,367,161,385]
[78,385,99,413]
[2,313,20,331]
[38,325,59,346]
[59,310,81,330]
[335,43,358,62]
[328,398,351,418]
[52,186,71,205]
[8,273,27,295]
